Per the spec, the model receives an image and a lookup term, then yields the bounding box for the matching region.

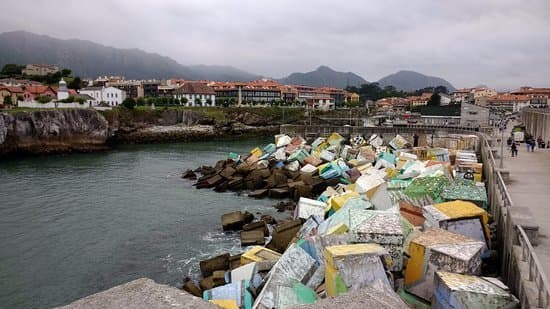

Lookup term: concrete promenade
[501,134,550,277]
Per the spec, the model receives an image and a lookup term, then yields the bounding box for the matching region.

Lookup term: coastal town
[1,64,549,130]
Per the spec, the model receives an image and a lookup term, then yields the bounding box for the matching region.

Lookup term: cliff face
[0,109,109,156]
[0,107,296,157]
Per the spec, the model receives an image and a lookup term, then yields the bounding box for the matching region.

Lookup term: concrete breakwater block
[404,229,485,301]
[253,243,318,308]
[203,280,253,309]
[352,211,406,272]
[286,284,409,309]
[433,272,519,308]
[182,279,202,297]
[423,200,490,248]
[221,211,245,231]
[200,253,230,277]
[266,219,302,253]
[243,220,268,236]
[323,243,392,297]
[240,230,265,246]
[58,278,219,309]
[240,246,281,266]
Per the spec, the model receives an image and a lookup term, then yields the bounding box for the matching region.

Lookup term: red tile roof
[24,85,55,95]
[487,94,530,102]
[175,82,215,95]
[0,86,24,93]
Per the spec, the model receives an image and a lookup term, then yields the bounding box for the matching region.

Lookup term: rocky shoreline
[0,108,286,158]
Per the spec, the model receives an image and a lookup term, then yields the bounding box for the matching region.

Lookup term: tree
[1,64,24,77]
[181,97,188,105]
[36,95,53,103]
[61,69,72,77]
[195,98,201,106]
[3,95,12,106]
[434,86,449,94]
[122,97,136,109]
[427,93,441,106]
[68,77,82,90]
[136,97,146,106]
[206,98,212,106]
[173,98,180,105]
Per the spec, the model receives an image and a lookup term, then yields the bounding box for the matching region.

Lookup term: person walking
[511,142,518,157]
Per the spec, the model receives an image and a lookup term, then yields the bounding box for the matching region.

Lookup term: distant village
[1,63,549,128]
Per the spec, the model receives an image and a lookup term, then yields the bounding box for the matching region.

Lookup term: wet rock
[261,215,277,225]
[199,253,230,277]
[243,211,255,224]
[241,230,266,246]
[269,187,290,199]
[182,278,202,297]
[248,188,268,199]
[227,177,244,191]
[266,219,302,253]
[214,181,228,192]
[212,271,227,286]
[221,211,245,231]
[243,221,269,236]
[196,174,223,189]
[228,254,242,270]
[181,169,197,180]
[274,201,296,212]
[199,276,215,290]
[220,166,236,179]
[294,184,315,200]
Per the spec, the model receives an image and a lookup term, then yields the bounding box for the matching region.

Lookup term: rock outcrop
[0,109,109,156]
[0,107,290,157]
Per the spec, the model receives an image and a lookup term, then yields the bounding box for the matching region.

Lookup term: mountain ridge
[277,65,367,88]
[377,70,455,92]
[0,31,261,81]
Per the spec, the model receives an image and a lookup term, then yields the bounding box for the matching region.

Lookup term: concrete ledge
[510,207,540,246]
[57,278,218,309]
[496,168,510,182]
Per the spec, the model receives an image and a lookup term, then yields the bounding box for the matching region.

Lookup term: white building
[79,87,103,106]
[102,87,126,106]
[57,79,69,101]
[173,82,216,106]
[438,93,452,106]
[79,86,126,106]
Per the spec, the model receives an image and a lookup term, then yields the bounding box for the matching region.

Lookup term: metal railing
[479,132,550,308]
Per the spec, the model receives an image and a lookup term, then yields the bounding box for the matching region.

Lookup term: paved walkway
[501,133,550,277]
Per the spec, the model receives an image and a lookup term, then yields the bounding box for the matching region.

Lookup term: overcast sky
[1,0,549,89]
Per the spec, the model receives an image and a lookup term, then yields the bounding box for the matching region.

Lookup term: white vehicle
[513,131,524,143]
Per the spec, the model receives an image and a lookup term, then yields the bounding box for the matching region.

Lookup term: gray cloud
[1,0,549,89]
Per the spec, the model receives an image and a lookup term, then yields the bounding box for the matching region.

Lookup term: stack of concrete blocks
[404,228,485,301]
[433,272,519,308]
[423,200,490,248]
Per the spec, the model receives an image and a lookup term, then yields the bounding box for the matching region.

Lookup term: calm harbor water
[0,139,285,308]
